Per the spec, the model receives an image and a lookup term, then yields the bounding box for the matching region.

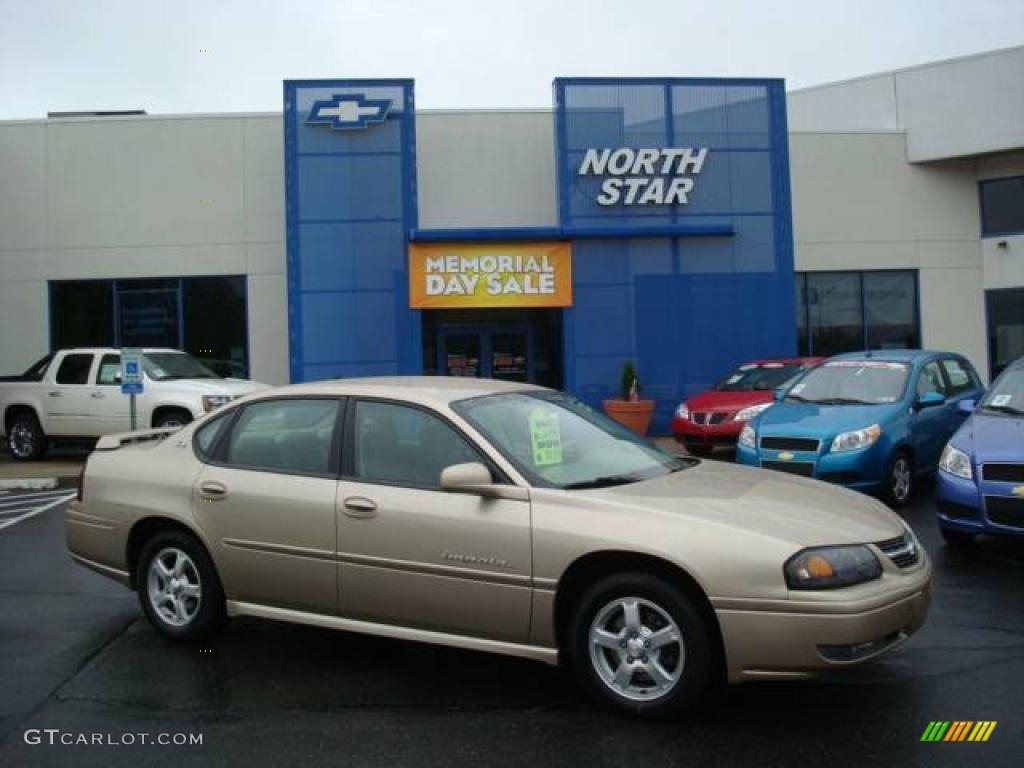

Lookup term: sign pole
[120,348,144,432]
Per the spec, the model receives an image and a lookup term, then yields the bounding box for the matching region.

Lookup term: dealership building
[1,45,1022,432]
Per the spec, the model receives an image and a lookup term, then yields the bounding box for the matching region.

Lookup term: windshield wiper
[981,404,1024,416]
[814,397,874,405]
[563,475,640,490]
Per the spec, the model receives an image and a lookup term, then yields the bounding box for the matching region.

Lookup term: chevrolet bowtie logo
[1013,486,1024,497]
[778,452,794,461]
[307,94,391,130]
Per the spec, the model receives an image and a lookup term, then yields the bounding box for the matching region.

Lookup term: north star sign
[578,147,709,206]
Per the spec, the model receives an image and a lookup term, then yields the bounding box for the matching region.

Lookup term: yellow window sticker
[529,409,563,466]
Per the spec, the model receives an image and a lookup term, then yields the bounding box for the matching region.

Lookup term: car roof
[826,349,951,364]
[54,347,183,354]
[745,357,823,366]
[259,376,547,407]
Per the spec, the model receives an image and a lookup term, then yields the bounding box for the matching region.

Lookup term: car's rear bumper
[715,563,931,682]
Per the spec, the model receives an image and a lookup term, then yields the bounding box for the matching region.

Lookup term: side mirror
[958,398,977,414]
[439,462,529,501]
[916,391,946,408]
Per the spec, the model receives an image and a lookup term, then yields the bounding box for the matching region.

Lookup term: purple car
[936,356,1024,543]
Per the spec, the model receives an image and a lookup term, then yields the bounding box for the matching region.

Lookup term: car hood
[755,401,891,437]
[150,378,270,397]
[686,390,773,412]
[587,459,905,547]
[952,411,1024,463]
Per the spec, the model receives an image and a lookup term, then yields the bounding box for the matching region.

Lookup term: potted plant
[603,361,656,435]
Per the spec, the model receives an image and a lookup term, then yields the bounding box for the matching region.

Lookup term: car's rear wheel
[136,530,224,641]
[883,449,914,507]
[568,572,715,718]
[940,526,976,547]
[6,411,47,461]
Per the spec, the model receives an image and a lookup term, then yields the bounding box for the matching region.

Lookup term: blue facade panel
[556,78,796,433]
[284,80,418,383]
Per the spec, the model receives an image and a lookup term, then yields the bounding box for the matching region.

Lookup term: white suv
[0,348,268,460]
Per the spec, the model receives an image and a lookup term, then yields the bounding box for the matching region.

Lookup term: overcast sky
[1,0,1022,119]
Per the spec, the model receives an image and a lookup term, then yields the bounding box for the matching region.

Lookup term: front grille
[981,463,1024,483]
[692,411,729,426]
[761,460,815,477]
[938,499,979,520]
[985,496,1024,529]
[760,436,820,452]
[819,471,861,485]
[875,534,920,568]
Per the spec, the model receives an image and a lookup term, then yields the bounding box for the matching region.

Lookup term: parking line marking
[0,492,76,531]
[0,491,72,508]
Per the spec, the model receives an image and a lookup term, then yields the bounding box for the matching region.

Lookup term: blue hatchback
[936,356,1024,543]
[737,350,984,506]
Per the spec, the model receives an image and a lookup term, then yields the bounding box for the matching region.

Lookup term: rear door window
[940,358,979,396]
[55,354,95,385]
[221,399,340,476]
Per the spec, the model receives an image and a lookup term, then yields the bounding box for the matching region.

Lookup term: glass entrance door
[437,324,533,381]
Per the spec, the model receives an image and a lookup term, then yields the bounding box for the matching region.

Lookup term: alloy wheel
[891,455,912,502]
[8,422,34,458]
[588,596,685,702]
[147,547,202,627]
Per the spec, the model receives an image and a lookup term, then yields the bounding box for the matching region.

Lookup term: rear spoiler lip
[95,426,181,451]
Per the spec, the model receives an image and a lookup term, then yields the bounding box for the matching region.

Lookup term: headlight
[676,403,690,420]
[939,443,972,480]
[734,402,771,421]
[738,423,756,449]
[202,395,232,412]
[785,545,882,590]
[830,423,881,453]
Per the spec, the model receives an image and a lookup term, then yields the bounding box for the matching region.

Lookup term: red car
[672,357,823,455]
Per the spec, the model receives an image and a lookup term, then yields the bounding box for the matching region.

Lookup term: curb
[0,478,59,491]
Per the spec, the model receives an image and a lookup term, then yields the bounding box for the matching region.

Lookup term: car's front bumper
[714,556,931,682]
[736,439,890,492]
[936,468,1024,538]
[671,416,744,448]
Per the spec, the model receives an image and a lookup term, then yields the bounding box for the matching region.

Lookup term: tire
[882,449,914,508]
[567,572,716,719]
[6,411,48,461]
[154,410,193,429]
[136,529,225,641]
[940,526,976,547]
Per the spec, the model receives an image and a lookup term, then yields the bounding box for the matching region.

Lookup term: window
[95,354,121,385]
[351,401,481,488]
[940,358,978,396]
[224,399,339,476]
[796,271,919,357]
[55,354,94,385]
[917,362,947,397]
[49,276,249,379]
[980,176,1024,236]
[194,413,231,461]
[986,288,1024,378]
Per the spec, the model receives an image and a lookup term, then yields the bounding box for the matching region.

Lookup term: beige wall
[0,114,288,385]
[789,131,990,379]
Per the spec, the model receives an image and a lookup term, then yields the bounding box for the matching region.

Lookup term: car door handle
[199,481,228,501]
[343,496,378,518]
[91,391,106,399]
[48,391,62,398]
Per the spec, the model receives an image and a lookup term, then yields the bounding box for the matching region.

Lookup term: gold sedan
[66,377,930,717]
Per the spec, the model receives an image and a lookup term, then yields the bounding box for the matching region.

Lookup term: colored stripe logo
[921,721,997,742]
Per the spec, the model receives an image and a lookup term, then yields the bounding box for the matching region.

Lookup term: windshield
[785,360,909,405]
[143,352,220,381]
[716,363,808,392]
[978,366,1024,415]
[452,391,692,489]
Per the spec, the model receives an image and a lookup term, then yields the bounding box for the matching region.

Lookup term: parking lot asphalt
[0,472,1021,767]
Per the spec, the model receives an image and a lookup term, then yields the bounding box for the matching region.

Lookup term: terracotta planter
[603,399,655,436]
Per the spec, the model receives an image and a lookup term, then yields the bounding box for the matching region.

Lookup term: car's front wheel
[6,411,47,461]
[568,572,716,718]
[883,449,914,507]
[136,530,225,641]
